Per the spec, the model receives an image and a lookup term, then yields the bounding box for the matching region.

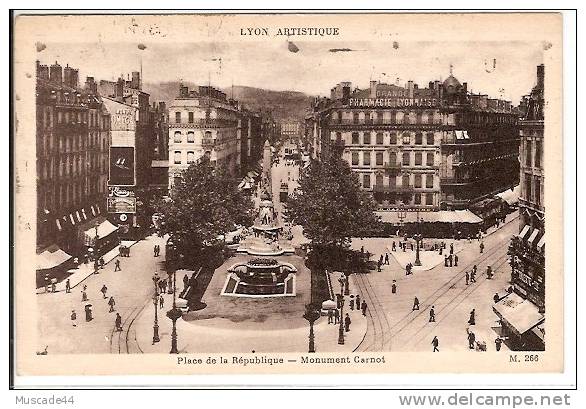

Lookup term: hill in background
[143,82,314,122]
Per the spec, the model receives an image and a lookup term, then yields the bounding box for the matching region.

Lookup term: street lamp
[152,273,160,344]
[303,304,321,353]
[166,269,182,354]
[337,297,346,345]
[413,232,422,267]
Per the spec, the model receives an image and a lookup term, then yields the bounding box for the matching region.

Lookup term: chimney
[115,78,124,99]
[407,80,414,98]
[63,64,79,89]
[429,81,434,90]
[36,60,49,81]
[369,80,377,98]
[536,64,544,89]
[85,76,97,94]
[131,71,140,89]
[342,84,351,104]
[49,61,62,84]
[462,82,468,94]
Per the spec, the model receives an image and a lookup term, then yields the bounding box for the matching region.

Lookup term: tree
[153,157,254,265]
[287,154,381,249]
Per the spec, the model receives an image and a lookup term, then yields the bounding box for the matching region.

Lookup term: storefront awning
[84,219,119,240]
[493,293,544,335]
[517,225,531,240]
[496,185,520,205]
[376,209,482,224]
[537,235,545,252]
[36,245,72,270]
[528,229,540,246]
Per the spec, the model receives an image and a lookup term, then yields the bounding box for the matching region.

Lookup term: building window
[376,132,383,145]
[351,132,360,145]
[363,151,371,165]
[375,174,383,186]
[187,151,195,163]
[389,152,397,166]
[174,151,182,164]
[187,132,195,143]
[376,152,383,165]
[415,133,423,145]
[351,152,359,166]
[402,174,410,188]
[415,152,422,166]
[402,152,410,166]
[363,132,371,145]
[427,112,434,124]
[524,174,532,201]
[534,177,541,206]
[414,193,421,205]
[535,140,542,168]
[525,140,532,167]
[414,174,422,188]
[353,112,360,124]
[389,132,397,145]
[188,112,194,123]
[363,174,371,188]
[426,132,434,145]
[174,131,182,143]
[426,174,434,188]
[175,111,181,123]
[403,112,410,124]
[425,193,433,205]
[336,132,342,142]
[416,112,423,124]
[402,132,411,145]
[390,111,397,124]
[426,152,434,166]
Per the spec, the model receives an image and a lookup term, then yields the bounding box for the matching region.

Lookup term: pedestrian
[392,241,396,251]
[402,242,406,252]
[115,313,123,332]
[448,254,453,267]
[327,309,333,324]
[429,306,436,322]
[391,280,397,294]
[450,243,454,255]
[101,284,108,299]
[344,313,351,332]
[71,310,77,327]
[94,259,99,272]
[114,259,121,272]
[470,270,477,283]
[99,257,105,269]
[183,273,189,290]
[159,295,164,309]
[334,308,340,324]
[44,273,50,293]
[412,296,420,311]
[480,241,484,253]
[379,254,383,265]
[356,294,361,307]
[84,304,93,322]
[154,245,158,257]
[465,271,470,285]
[486,266,493,279]
[385,253,389,265]
[349,296,355,311]
[432,336,439,352]
[65,278,71,293]
[444,255,448,267]
[51,279,56,293]
[473,264,477,275]
[108,296,116,312]
[454,254,459,267]
[377,259,382,272]
[468,309,476,325]
[468,330,476,349]
[493,292,500,303]
[361,300,368,316]
[495,337,503,351]
[81,290,88,302]
[439,246,443,255]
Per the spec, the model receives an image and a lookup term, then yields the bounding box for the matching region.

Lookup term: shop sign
[348,97,439,108]
[107,197,136,214]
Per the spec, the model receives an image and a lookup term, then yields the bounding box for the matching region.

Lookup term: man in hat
[361,300,368,316]
[412,296,420,311]
[65,278,71,293]
[344,313,351,332]
[114,259,121,272]
[429,306,436,322]
[468,329,476,349]
[108,296,116,313]
[431,336,439,352]
[100,284,108,299]
[334,308,340,324]
[465,271,470,285]
[115,313,123,332]
[71,310,77,327]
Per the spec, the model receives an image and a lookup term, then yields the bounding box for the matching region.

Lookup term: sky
[37,40,544,103]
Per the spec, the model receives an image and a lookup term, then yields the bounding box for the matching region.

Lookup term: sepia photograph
[11,11,567,380]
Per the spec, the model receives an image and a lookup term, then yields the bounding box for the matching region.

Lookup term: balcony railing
[201,138,216,147]
[372,185,411,193]
[171,118,238,128]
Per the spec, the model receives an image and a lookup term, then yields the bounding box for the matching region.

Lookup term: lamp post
[337,297,345,345]
[166,269,182,354]
[152,273,160,344]
[303,304,320,353]
[414,232,422,266]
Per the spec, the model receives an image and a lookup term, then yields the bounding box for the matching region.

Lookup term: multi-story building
[36,61,111,256]
[307,72,520,217]
[168,84,241,189]
[149,101,170,194]
[281,118,303,143]
[498,65,545,351]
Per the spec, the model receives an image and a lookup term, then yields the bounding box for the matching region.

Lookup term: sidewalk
[36,240,138,294]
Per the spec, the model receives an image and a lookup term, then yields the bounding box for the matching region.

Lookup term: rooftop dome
[443,75,462,91]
